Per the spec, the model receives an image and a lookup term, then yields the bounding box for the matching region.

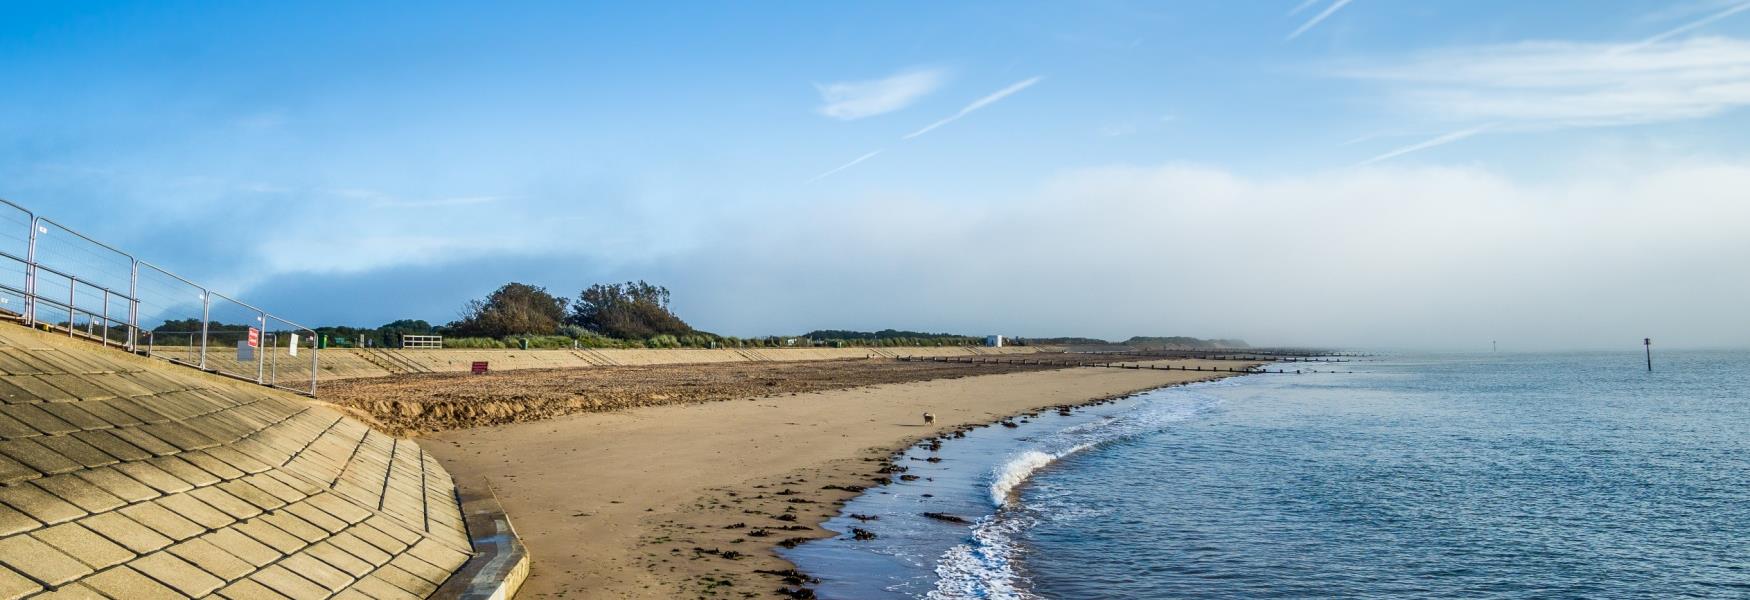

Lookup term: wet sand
[423,360,1249,599]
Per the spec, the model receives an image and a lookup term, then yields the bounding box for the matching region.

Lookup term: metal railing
[0,197,319,395]
[401,335,442,349]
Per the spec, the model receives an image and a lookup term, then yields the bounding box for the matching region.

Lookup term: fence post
[198,292,210,369]
[310,333,319,396]
[67,277,76,338]
[100,288,109,347]
[255,312,265,384]
[128,259,138,351]
[23,217,37,326]
[269,332,277,386]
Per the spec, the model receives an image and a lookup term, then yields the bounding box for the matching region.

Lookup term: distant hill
[1123,336,1248,349]
[1021,337,1112,345]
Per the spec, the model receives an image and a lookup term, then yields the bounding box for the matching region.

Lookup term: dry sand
[423,359,1250,599]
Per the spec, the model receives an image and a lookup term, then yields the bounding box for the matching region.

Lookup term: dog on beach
[923,412,936,424]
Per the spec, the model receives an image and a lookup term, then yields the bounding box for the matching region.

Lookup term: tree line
[291,281,990,349]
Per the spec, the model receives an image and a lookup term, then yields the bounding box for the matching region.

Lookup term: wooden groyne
[901,355,1358,374]
[1092,351,1358,363]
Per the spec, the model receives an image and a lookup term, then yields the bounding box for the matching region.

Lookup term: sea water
[783,351,1750,598]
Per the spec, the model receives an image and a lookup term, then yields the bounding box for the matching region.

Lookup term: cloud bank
[238,159,1750,351]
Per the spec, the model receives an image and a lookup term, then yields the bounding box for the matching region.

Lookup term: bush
[572,333,621,348]
[568,281,694,339]
[444,337,508,349]
[447,282,568,338]
[511,335,577,349]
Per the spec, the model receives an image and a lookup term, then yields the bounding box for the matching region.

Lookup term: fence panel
[136,262,208,367]
[202,292,264,383]
[0,202,30,320]
[30,218,136,346]
[0,253,26,321]
[263,315,318,393]
[32,219,132,300]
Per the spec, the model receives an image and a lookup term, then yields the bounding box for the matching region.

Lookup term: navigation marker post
[1644,338,1652,372]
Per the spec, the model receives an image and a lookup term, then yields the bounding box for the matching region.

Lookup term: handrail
[207,289,316,334]
[0,196,320,396]
[0,251,126,296]
[36,217,138,264]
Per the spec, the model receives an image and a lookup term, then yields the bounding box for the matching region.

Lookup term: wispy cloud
[904,76,1044,139]
[807,149,884,183]
[1620,0,1750,52]
[809,76,1044,182]
[1286,0,1323,17]
[815,67,948,120]
[1340,36,1750,129]
[1357,125,1491,165]
[1287,0,1354,41]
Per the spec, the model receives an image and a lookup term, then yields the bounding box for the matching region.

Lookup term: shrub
[510,335,577,349]
[447,283,568,338]
[443,337,508,349]
[568,281,694,339]
[573,332,621,348]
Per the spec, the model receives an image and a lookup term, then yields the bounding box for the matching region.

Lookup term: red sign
[471,361,489,375]
[246,327,260,348]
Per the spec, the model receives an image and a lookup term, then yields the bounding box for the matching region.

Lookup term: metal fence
[401,335,442,349]
[0,197,319,395]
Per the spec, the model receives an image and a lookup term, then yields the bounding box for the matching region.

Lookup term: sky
[3,0,1749,350]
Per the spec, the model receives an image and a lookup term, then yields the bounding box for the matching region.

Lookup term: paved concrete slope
[0,324,472,599]
[318,345,1051,380]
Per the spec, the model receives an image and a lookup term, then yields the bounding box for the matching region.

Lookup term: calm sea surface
[785,351,1750,599]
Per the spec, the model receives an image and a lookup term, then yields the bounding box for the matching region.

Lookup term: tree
[447,283,568,337]
[379,319,433,333]
[375,319,434,347]
[567,281,694,340]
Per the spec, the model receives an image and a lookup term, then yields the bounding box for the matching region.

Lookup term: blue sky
[4,1,1749,348]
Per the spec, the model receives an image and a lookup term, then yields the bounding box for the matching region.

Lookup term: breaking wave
[928,381,1230,599]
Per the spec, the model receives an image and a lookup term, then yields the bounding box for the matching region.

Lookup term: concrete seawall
[0,321,481,598]
[318,346,1052,381]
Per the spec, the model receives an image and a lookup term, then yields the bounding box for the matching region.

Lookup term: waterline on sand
[787,376,1241,599]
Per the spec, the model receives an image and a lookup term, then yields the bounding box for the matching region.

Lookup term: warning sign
[247,327,260,348]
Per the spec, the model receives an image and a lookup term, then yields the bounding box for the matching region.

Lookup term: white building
[984,335,1004,347]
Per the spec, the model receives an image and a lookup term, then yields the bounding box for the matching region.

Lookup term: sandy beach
[420,359,1250,599]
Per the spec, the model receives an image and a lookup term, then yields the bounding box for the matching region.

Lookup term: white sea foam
[927,514,1040,600]
[988,444,1092,506]
[929,382,1227,599]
